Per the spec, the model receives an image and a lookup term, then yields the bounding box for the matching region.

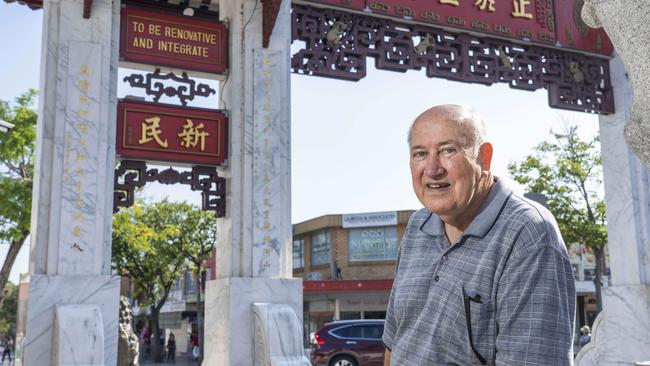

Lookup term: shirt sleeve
[382,231,405,352]
[495,245,576,366]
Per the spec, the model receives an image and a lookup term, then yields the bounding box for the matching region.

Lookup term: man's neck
[443,174,495,245]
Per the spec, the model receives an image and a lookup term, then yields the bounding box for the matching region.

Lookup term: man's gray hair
[407,104,487,158]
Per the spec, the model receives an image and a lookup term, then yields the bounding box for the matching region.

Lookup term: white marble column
[23,0,121,365]
[203,0,307,365]
[575,56,650,365]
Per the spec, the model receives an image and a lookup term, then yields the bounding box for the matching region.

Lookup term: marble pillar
[203,0,308,365]
[23,0,121,365]
[582,0,650,170]
[575,57,650,365]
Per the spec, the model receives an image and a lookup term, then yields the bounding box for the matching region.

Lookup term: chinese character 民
[512,0,533,19]
[178,119,209,151]
[475,0,495,12]
[138,116,168,147]
[439,0,459,6]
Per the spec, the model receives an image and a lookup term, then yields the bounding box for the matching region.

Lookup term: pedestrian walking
[1,337,12,363]
[579,325,592,348]
[166,332,176,363]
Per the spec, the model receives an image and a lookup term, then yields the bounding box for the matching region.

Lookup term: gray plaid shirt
[383,179,576,365]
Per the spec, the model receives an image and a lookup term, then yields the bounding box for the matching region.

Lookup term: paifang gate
[284,0,615,115]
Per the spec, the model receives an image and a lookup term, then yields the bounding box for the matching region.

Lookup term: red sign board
[304,0,613,56]
[120,6,228,74]
[305,0,366,10]
[554,0,612,55]
[116,100,228,166]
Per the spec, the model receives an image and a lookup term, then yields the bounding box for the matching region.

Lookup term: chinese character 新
[475,0,495,12]
[138,116,168,147]
[512,0,533,19]
[178,119,209,151]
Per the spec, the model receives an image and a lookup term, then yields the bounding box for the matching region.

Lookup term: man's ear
[478,142,493,171]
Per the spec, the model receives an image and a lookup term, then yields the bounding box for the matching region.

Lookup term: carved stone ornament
[581,0,650,169]
[113,160,226,216]
[122,69,216,107]
[291,4,615,115]
[117,296,139,366]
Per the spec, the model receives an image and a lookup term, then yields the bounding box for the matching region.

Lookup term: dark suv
[310,319,385,366]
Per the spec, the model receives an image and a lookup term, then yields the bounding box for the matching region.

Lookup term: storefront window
[293,237,304,269]
[311,230,331,266]
[348,226,398,261]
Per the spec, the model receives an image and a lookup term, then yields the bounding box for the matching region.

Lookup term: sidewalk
[140,353,198,366]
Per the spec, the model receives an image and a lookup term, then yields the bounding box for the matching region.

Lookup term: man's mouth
[425,182,450,189]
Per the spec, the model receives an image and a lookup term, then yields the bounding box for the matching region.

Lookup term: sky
[0,3,600,283]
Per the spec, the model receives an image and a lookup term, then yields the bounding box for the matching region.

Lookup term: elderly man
[382,105,576,365]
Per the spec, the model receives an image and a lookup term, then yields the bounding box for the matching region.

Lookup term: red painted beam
[303,279,394,293]
[3,0,42,10]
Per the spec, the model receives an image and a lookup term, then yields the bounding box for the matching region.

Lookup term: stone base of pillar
[576,284,650,365]
[53,305,105,366]
[252,303,311,366]
[23,275,120,366]
[203,277,304,366]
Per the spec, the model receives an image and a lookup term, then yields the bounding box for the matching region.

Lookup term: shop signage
[303,0,613,55]
[116,99,228,166]
[120,6,228,74]
[342,211,398,228]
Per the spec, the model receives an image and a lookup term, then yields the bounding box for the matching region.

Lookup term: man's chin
[423,203,452,217]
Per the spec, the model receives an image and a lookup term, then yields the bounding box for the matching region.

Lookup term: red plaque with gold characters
[120,6,228,74]
[116,100,228,166]
[305,0,612,56]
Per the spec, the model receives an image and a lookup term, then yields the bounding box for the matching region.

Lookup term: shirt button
[434,275,440,282]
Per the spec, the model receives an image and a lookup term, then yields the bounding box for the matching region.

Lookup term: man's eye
[440,147,456,156]
[412,151,427,159]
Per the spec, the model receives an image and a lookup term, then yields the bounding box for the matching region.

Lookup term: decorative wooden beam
[2,0,43,10]
[262,0,282,48]
[83,0,92,19]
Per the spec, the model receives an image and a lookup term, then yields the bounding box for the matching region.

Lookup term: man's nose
[423,155,444,177]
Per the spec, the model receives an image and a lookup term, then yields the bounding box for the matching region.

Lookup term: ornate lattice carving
[291,4,614,114]
[123,69,216,106]
[113,160,226,216]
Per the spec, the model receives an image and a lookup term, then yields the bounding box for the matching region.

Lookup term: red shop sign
[120,6,229,74]
[117,100,228,166]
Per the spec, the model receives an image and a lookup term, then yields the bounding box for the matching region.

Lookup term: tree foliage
[0,282,18,338]
[508,125,607,311]
[177,205,216,364]
[0,89,37,304]
[112,199,215,362]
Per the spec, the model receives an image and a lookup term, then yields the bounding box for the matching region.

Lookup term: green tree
[112,200,215,363]
[508,125,607,312]
[177,208,216,364]
[0,90,36,304]
[0,282,18,338]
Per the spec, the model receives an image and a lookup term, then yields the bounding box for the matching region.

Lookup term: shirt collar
[419,177,512,239]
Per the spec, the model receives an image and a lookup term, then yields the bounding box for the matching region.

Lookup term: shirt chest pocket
[445,284,496,365]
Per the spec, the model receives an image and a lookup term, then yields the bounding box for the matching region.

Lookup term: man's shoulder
[500,193,567,257]
[407,208,431,227]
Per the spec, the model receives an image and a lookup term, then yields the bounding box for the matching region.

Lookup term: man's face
[409,116,488,221]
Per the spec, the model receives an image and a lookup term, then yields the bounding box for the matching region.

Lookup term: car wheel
[330,355,358,366]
